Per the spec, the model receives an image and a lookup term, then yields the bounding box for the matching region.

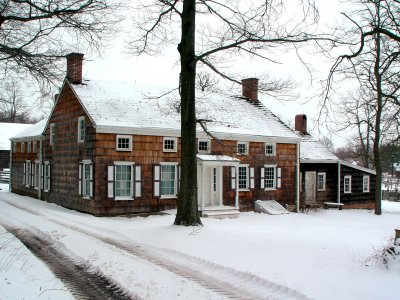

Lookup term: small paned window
[115,164,133,198]
[50,123,55,146]
[198,139,210,153]
[33,142,37,153]
[238,165,249,190]
[108,162,141,199]
[25,160,31,187]
[363,175,370,193]
[79,161,93,198]
[265,166,276,189]
[77,116,85,143]
[160,164,178,197]
[44,162,51,191]
[344,175,352,193]
[317,172,326,191]
[237,142,248,155]
[163,137,177,152]
[21,142,25,153]
[116,135,132,151]
[34,161,40,189]
[27,142,31,153]
[265,143,275,156]
[13,142,16,153]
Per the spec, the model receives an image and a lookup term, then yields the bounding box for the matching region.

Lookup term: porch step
[202,209,240,219]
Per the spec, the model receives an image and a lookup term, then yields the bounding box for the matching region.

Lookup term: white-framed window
[264,165,276,189]
[22,160,32,187]
[43,162,51,192]
[237,141,248,155]
[261,165,281,190]
[363,175,370,193]
[160,162,178,198]
[34,161,40,189]
[198,139,211,153]
[50,123,55,146]
[115,162,134,199]
[21,142,25,153]
[77,116,85,143]
[107,162,141,200]
[33,141,37,153]
[79,160,93,198]
[163,137,178,152]
[317,172,326,191]
[265,143,276,156]
[116,135,132,151]
[238,165,249,190]
[344,175,352,193]
[27,142,31,153]
[13,142,16,153]
[25,160,31,187]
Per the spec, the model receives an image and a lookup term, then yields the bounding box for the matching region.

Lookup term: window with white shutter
[79,160,93,198]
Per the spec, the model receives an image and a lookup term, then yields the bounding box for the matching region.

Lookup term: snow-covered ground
[0,182,399,300]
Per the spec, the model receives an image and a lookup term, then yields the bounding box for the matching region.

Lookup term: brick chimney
[66,53,84,84]
[295,114,307,134]
[242,78,259,101]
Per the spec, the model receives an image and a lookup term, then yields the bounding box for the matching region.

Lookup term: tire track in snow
[0,224,136,300]
[1,199,312,300]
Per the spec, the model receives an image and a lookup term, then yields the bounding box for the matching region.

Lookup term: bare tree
[325,0,400,215]
[318,135,335,152]
[0,80,30,123]
[0,0,122,86]
[196,72,219,92]
[337,88,374,168]
[128,0,340,225]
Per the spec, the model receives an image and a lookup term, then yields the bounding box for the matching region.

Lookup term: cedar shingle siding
[10,77,376,215]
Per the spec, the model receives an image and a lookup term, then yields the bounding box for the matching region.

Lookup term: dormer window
[163,137,177,152]
[237,142,248,155]
[116,135,132,151]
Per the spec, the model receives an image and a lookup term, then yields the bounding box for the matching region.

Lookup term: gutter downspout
[337,160,341,203]
[235,166,239,209]
[296,141,300,212]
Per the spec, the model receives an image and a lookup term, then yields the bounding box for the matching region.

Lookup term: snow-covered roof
[0,123,32,150]
[11,119,47,140]
[298,133,339,162]
[341,161,376,175]
[298,133,376,174]
[70,80,299,142]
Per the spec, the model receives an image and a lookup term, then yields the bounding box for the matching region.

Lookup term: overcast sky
[80,0,353,148]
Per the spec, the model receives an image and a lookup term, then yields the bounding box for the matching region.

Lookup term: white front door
[199,165,222,207]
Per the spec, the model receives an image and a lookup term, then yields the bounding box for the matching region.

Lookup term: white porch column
[235,166,239,209]
[218,166,223,207]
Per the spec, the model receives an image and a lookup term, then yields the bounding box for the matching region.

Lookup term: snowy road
[0,188,310,300]
[1,224,133,300]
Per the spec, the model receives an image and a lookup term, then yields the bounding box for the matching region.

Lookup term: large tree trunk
[373,4,382,215]
[174,0,202,226]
